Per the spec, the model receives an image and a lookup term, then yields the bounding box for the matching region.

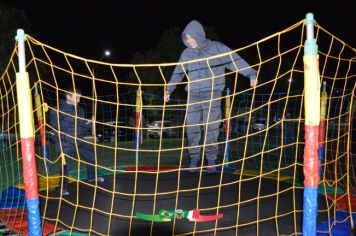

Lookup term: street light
[104,50,111,57]
[99,50,111,61]
[94,50,111,74]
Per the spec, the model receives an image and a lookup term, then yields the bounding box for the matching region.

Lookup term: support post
[135,88,142,161]
[302,13,321,236]
[318,82,327,175]
[15,29,42,236]
[34,85,50,173]
[224,88,231,167]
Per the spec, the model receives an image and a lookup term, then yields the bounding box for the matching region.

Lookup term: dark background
[4,0,355,63]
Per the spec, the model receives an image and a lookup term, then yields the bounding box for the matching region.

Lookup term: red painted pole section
[21,137,38,199]
[304,125,320,188]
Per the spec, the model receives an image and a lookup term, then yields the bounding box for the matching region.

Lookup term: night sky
[6,0,355,63]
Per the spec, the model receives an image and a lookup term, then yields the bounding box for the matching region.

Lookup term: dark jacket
[50,99,91,149]
[167,20,257,94]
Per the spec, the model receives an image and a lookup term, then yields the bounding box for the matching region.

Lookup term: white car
[146,120,176,138]
[251,119,266,131]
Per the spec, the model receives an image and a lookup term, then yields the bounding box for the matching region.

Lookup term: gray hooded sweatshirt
[167,20,257,94]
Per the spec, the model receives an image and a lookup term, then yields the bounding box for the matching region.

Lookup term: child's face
[185,33,199,49]
[66,93,81,105]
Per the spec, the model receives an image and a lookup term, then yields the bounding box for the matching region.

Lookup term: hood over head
[182,20,209,48]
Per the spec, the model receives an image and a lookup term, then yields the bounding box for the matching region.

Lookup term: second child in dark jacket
[50,87,104,196]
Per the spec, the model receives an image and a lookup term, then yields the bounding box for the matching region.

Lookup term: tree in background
[124,26,218,122]
[0,2,31,73]
[127,26,218,98]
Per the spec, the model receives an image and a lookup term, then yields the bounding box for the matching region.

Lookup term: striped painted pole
[34,85,50,173]
[302,13,321,236]
[135,88,142,155]
[224,88,231,167]
[318,82,327,175]
[15,29,42,235]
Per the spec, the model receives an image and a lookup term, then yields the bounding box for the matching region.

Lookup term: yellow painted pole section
[16,72,34,138]
[303,55,320,126]
[225,94,231,122]
[34,93,43,120]
[135,88,142,129]
[135,88,142,143]
[136,88,142,114]
[320,82,327,120]
[225,93,231,136]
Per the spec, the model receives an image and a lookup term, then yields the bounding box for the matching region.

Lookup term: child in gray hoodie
[165,20,257,174]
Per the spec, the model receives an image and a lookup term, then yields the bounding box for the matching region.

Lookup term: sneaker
[206,160,217,174]
[189,158,200,174]
[88,176,105,183]
[61,189,69,196]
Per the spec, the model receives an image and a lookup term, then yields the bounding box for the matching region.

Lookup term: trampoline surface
[40,171,327,235]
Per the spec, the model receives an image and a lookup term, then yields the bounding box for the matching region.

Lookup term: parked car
[96,121,135,142]
[251,119,267,131]
[146,120,177,139]
[232,118,268,134]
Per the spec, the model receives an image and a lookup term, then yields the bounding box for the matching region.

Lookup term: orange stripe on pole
[21,137,38,199]
[304,125,320,187]
[16,72,34,138]
[135,112,141,130]
[38,119,46,146]
[225,121,230,137]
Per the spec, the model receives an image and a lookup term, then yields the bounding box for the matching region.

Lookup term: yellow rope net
[0,18,355,235]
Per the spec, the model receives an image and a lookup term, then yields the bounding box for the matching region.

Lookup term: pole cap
[305,13,316,25]
[15,29,26,41]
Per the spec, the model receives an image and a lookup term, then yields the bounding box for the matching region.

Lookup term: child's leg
[79,143,96,180]
[61,147,73,190]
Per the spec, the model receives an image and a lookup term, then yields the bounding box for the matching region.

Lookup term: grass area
[1,125,350,195]
[31,131,304,179]
[3,126,335,191]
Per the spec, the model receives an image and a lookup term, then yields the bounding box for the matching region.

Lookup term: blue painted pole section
[303,187,318,235]
[135,132,139,150]
[26,199,42,236]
